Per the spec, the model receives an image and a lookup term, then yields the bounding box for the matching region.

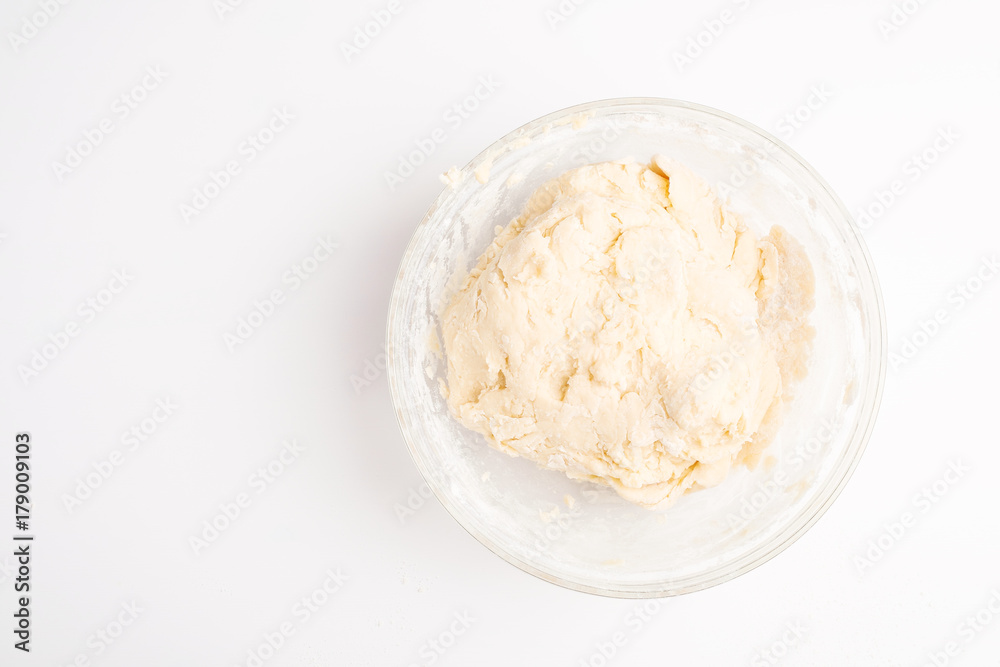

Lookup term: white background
[1,0,999,665]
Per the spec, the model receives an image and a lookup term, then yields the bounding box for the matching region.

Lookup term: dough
[441,157,815,509]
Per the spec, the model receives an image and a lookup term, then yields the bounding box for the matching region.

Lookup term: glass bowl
[386,98,885,598]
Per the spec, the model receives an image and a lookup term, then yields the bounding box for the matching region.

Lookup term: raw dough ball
[442,157,814,509]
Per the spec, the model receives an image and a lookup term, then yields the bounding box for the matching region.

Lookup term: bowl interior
[387,99,884,597]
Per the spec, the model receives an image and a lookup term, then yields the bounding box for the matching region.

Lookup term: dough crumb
[475,161,491,184]
[505,173,524,188]
[539,506,561,523]
[440,166,463,187]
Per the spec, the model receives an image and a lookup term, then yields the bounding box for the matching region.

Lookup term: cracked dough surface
[441,157,815,509]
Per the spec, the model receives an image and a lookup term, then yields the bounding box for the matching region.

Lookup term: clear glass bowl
[386,98,885,598]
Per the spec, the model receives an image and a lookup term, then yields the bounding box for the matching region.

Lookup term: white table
[2,0,998,664]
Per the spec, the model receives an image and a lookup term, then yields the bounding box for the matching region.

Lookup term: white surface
[1,0,998,665]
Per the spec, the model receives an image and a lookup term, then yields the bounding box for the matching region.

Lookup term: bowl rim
[386,96,887,598]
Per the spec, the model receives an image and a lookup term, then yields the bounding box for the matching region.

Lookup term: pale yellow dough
[442,157,815,509]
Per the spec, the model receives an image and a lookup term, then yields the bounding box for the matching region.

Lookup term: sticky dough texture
[442,157,815,509]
